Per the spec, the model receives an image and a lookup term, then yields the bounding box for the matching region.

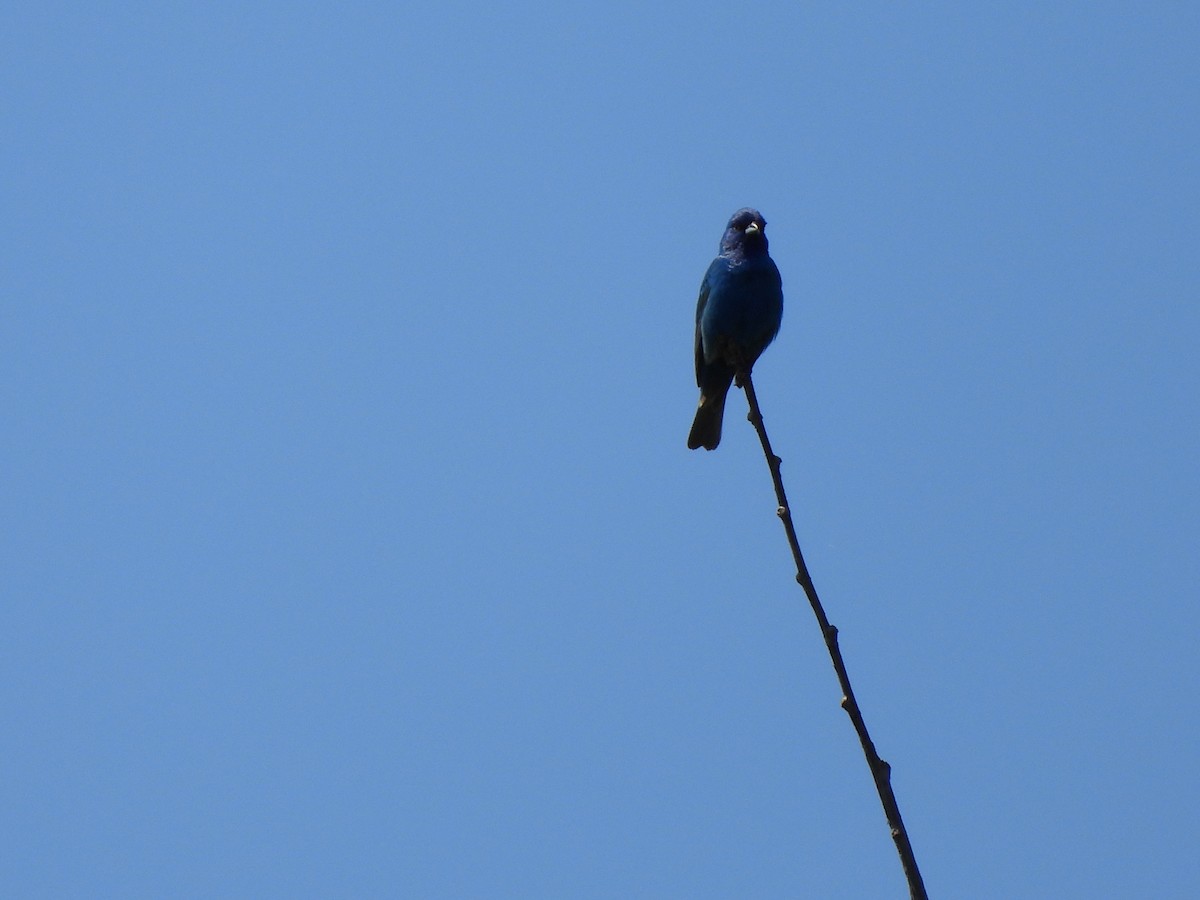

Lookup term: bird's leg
[731,349,749,390]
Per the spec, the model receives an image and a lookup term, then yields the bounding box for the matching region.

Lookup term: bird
[688,208,784,451]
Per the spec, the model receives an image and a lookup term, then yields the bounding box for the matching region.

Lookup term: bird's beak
[745,222,760,235]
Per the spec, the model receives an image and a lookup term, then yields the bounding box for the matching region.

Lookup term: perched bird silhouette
[688,208,784,450]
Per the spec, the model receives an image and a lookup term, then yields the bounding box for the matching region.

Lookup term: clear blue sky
[4,3,1197,897]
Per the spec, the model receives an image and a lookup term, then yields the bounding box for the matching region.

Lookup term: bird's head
[720,208,769,256]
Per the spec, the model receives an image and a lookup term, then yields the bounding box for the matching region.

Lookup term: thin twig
[736,369,928,900]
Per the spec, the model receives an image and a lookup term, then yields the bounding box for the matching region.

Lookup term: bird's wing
[693,273,710,385]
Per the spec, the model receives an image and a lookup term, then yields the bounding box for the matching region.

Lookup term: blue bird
[688,208,784,451]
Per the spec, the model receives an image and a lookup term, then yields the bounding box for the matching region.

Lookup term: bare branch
[736,369,928,900]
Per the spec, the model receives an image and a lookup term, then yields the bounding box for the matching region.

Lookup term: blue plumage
[688,208,784,450]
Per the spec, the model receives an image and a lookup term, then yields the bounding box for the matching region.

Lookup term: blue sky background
[3,3,1197,897]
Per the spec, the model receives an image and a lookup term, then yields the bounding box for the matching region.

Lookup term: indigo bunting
[688,208,784,450]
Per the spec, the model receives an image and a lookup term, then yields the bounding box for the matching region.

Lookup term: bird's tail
[687,391,727,451]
